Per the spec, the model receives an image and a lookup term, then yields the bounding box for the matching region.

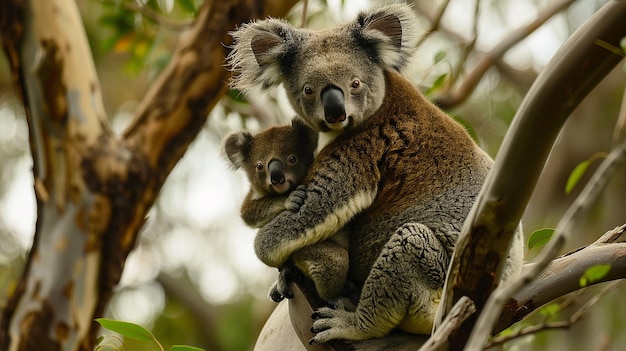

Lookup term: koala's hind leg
[292,241,349,302]
[310,223,449,344]
[269,239,349,302]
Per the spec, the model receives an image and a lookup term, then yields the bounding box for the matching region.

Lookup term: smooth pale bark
[0,0,296,350]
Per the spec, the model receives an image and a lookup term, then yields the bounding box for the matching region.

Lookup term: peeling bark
[0,0,297,350]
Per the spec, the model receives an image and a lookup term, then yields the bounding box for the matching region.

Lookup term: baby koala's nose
[268,159,285,185]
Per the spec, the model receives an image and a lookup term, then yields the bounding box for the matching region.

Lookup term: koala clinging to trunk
[222,119,350,302]
[228,3,524,344]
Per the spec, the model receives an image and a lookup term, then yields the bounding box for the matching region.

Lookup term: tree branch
[419,297,476,351]
[467,133,626,349]
[495,224,626,334]
[0,0,298,349]
[437,1,626,348]
[0,0,110,349]
[415,0,451,48]
[488,280,624,349]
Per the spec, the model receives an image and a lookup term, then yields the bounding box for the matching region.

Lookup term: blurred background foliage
[1,0,625,350]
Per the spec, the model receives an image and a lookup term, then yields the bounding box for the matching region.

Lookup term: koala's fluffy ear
[222,131,253,169]
[291,118,318,150]
[228,19,299,94]
[352,4,421,72]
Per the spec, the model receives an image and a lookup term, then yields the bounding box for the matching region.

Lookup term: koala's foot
[284,184,307,211]
[268,265,298,302]
[310,305,384,344]
[310,223,449,343]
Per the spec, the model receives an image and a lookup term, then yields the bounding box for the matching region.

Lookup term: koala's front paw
[285,185,307,211]
[268,266,296,302]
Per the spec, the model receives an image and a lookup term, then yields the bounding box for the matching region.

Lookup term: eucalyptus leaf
[539,303,561,317]
[178,0,197,14]
[434,50,447,64]
[579,264,611,287]
[527,228,554,250]
[425,73,447,95]
[565,160,590,194]
[565,152,608,194]
[95,318,156,342]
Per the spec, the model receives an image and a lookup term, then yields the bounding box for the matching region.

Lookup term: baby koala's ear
[228,18,302,94]
[291,118,318,151]
[351,4,421,73]
[222,131,254,169]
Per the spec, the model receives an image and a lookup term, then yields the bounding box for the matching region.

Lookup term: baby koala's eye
[303,86,314,95]
[256,162,264,171]
[351,79,361,89]
[287,155,297,165]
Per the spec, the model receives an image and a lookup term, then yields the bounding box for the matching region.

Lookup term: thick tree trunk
[0,0,296,350]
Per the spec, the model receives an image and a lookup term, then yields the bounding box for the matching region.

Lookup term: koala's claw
[268,265,297,302]
[268,285,287,302]
[309,306,359,344]
[285,185,307,211]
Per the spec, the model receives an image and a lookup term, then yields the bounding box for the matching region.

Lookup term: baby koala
[222,118,349,301]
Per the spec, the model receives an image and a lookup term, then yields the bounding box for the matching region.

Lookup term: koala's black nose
[268,159,285,185]
[321,86,346,124]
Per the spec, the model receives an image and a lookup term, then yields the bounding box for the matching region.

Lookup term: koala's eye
[303,86,314,96]
[287,155,297,164]
[351,79,361,89]
[256,162,264,171]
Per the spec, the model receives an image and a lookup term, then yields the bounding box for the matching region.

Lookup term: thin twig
[434,0,578,108]
[486,280,624,349]
[415,0,452,47]
[612,81,626,146]
[99,0,195,31]
[465,137,626,350]
[450,0,481,86]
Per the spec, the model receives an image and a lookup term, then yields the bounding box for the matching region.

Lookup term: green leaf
[620,37,626,53]
[177,0,197,14]
[579,264,611,287]
[434,50,447,64]
[171,346,206,351]
[95,318,156,342]
[539,303,561,317]
[565,160,590,195]
[564,153,608,194]
[527,228,554,250]
[424,73,447,95]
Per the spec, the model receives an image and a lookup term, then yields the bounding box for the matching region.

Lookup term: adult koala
[228,4,524,344]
